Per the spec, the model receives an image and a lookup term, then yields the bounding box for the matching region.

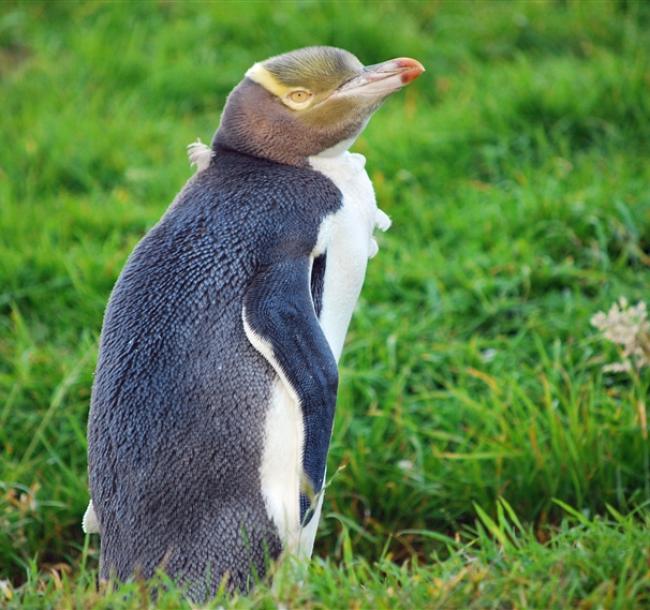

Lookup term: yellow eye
[287,89,312,105]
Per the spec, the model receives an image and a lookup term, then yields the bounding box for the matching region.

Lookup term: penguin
[85,46,423,601]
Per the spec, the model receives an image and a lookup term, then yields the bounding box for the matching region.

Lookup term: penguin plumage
[86,46,423,601]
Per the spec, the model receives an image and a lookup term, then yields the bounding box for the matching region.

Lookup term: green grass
[7,506,650,609]
[1,0,649,607]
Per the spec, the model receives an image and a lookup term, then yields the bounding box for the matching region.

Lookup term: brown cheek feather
[215,78,375,166]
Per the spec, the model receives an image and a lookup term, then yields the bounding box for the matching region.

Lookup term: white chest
[308,152,379,361]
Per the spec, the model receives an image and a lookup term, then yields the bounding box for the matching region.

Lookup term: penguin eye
[285,89,313,109]
[289,90,311,102]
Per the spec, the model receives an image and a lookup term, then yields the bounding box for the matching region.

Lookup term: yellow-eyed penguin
[85,46,424,601]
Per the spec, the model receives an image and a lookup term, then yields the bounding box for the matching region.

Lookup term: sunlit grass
[1,0,649,607]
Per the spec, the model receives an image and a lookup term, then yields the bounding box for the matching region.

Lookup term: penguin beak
[335,57,425,98]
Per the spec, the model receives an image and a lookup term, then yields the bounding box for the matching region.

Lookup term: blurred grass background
[1,0,649,607]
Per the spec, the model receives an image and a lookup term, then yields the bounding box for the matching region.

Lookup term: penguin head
[214,46,424,166]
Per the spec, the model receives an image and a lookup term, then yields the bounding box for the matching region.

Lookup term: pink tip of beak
[394,58,426,84]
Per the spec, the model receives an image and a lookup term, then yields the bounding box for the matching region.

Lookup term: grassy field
[1,0,650,607]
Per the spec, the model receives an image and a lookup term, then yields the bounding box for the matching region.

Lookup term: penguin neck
[212,132,356,168]
[213,129,311,168]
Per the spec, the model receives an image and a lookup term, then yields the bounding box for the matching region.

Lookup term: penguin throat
[314,136,357,158]
[313,117,368,158]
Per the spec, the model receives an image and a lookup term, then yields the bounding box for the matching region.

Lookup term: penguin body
[89,151,340,596]
[86,46,423,600]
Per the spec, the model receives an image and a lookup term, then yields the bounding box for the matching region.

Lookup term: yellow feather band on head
[245,63,292,98]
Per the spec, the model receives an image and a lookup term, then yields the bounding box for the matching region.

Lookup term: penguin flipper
[242,256,338,525]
